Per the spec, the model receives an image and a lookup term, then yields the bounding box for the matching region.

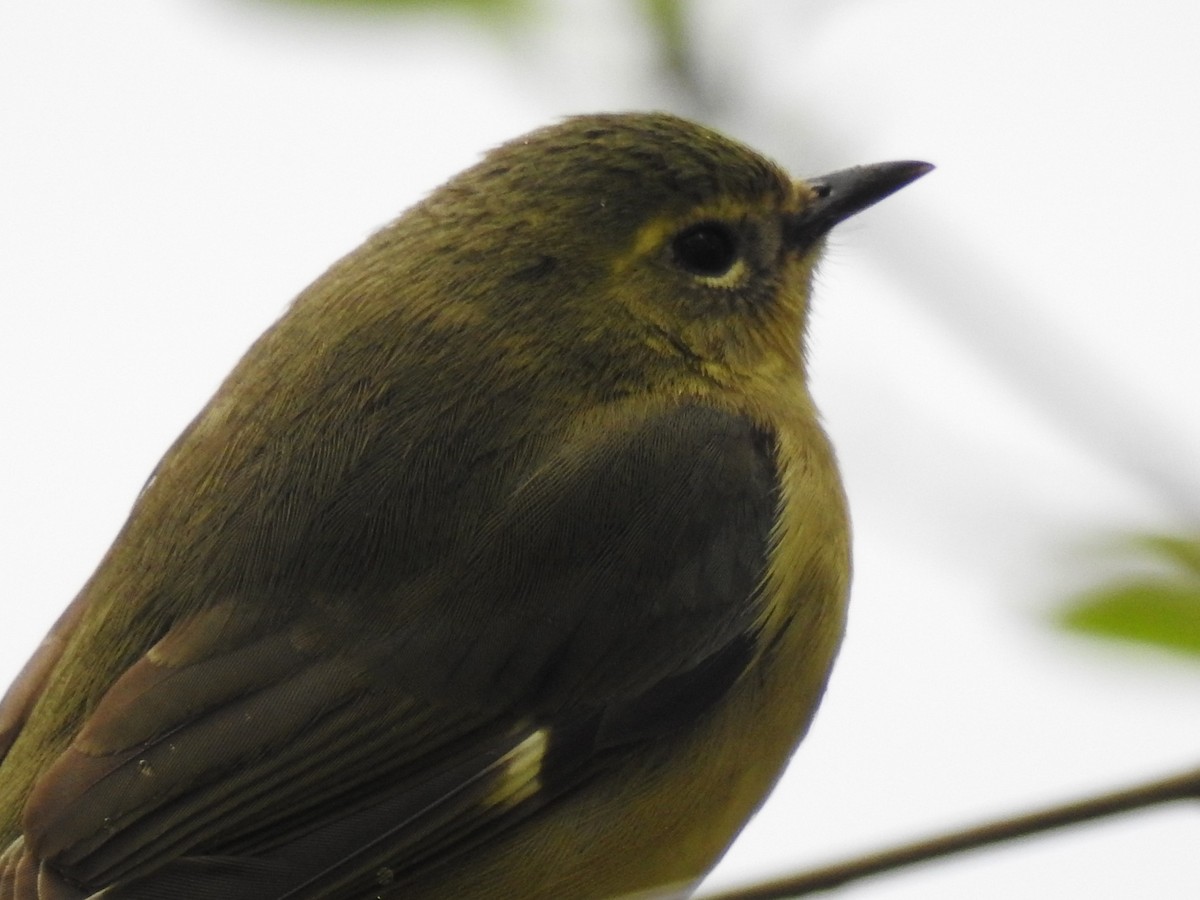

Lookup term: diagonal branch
[699,764,1200,899]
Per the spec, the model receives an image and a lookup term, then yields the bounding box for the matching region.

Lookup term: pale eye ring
[672,222,739,278]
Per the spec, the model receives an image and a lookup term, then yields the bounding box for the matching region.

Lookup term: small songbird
[0,113,929,899]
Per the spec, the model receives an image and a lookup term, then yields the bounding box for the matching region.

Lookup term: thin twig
[700,765,1200,899]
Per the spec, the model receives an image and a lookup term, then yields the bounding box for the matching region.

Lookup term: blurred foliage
[641,0,691,84]
[266,0,529,22]
[261,0,687,78]
[1060,535,1200,660]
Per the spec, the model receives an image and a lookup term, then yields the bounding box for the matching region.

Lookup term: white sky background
[2,1,1199,897]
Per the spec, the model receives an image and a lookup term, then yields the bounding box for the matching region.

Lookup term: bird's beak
[785,160,933,250]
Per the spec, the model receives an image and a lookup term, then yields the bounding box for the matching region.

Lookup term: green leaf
[1062,583,1200,656]
[1059,534,1200,659]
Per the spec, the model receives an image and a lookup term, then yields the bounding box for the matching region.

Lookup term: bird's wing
[1,402,780,900]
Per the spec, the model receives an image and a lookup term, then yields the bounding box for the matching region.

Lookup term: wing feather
[0,403,780,899]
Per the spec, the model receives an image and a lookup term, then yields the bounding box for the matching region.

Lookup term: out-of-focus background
[2,1,1198,896]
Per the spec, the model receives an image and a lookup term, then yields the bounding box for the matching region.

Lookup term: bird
[0,112,930,899]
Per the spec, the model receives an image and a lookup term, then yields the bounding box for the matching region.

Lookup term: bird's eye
[672,222,739,278]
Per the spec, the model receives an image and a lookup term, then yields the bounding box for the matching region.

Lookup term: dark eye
[671,222,739,277]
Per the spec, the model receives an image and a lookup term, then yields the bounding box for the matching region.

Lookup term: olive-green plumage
[0,113,929,899]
